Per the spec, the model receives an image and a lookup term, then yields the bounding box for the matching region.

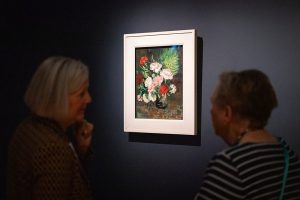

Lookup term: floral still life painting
[135,45,183,120]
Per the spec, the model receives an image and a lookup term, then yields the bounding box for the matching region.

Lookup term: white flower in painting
[150,62,162,73]
[160,68,173,80]
[144,77,153,88]
[148,93,157,102]
[143,94,149,103]
[137,95,143,102]
[169,84,176,94]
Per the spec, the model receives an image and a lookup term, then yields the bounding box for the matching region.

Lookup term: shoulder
[209,143,273,168]
[206,146,242,173]
[211,145,245,163]
[9,115,70,156]
[218,142,283,161]
[17,115,65,140]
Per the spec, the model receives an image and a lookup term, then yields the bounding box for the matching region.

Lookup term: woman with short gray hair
[194,69,300,199]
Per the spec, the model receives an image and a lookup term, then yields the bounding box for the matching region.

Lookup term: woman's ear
[224,105,233,123]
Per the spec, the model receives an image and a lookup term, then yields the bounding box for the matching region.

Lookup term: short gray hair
[213,69,278,129]
[24,56,89,120]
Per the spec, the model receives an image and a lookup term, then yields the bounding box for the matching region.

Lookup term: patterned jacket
[7,114,92,200]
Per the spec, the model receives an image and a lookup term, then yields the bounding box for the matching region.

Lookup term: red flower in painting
[139,56,148,65]
[159,84,169,95]
[136,73,144,85]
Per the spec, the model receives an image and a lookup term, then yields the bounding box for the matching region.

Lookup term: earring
[236,130,249,144]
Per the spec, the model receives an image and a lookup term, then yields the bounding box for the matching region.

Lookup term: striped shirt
[194,138,300,200]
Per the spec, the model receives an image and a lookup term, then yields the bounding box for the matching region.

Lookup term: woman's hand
[75,119,94,155]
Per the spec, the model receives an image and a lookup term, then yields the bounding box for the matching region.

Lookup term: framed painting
[124,29,197,135]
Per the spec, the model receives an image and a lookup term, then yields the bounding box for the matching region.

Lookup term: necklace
[235,129,263,145]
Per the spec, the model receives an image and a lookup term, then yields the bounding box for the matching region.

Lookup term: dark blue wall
[1,0,299,199]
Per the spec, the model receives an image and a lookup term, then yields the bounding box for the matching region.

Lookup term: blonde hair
[24,56,89,120]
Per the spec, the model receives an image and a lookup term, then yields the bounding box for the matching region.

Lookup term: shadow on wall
[128,37,203,146]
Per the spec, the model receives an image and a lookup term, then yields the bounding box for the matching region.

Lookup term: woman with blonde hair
[7,56,94,200]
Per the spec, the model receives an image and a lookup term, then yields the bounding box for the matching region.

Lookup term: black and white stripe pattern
[194,138,300,200]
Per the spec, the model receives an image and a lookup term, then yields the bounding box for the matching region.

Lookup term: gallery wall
[1,0,299,199]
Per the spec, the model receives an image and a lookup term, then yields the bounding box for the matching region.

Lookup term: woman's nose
[85,91,92,104]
